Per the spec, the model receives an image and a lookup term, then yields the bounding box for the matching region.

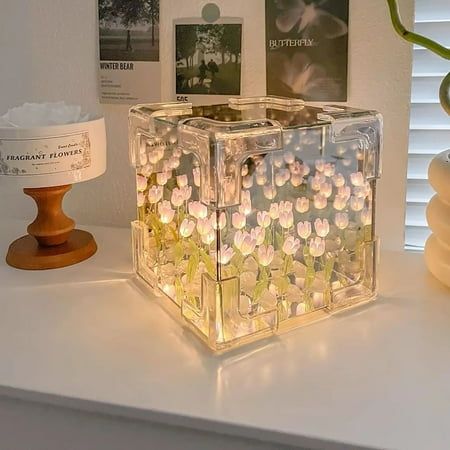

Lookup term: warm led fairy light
[290,174,303,187]
[337,185,351,200]
[242,175,253,189]
[201,231,215,245]
[158,200,175,224]
[257,244,274,266]
[156,172,168,186]
[241,165,249,177]
[334,212,349,230]
[234,231,257,256]
[269,203,279,219]
[333,194,347,211]
[197,217,212,235]
[257,211,271,228]
[295,197,310,213]
[148,147,164,164]
[251,227,265,246]
[273,154,284,168]
[180,218,195,238]
[137,192,145,207]
[282,236,301,255]
[162,284,176,297]
[311,173,325,191]
[193,167,201,187]
[141,165,153,177]
[211,211,226,230]
[136,174,147,192]
[279,210,294,229]
[239,191,252,215]
[323,163,335,177]
[232,212,246,229]
[320,182,333,198]
[263,185,277,200]
[332,173,346,187]
[148,185,163,203]
[315,159,326,172]
[171,188,185,208]
[350,195,365,212]
[256,174,267,186]
[188,201,208,219]
[350,171,365,187]
[218,245,234,265]
[309,236,325,257]
[314,193,327,209]
[177,174,188,187]
[361,207,372,226]
[314,218,330,238]
[279,201,293,213]
[297,221,312,239]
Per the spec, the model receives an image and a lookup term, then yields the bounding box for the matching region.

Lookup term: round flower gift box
[0,102,106,270]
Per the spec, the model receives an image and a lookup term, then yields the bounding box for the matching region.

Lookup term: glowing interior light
[197,217,213,235]
[232,212,246,230]
[241,165,249,176]
[242,175,253,189]
[279,201,293,213]
[193,167,201,187]
[234,231,256,256]
[279,210,294,229]
[211,212,226,230]
[297,221,312,239]
[273,154,284,168]
[137,192,145,207]
[282,236,301,256]
[257,244,274,266]
[338,185,351,200]
[323,163,335,177]
[263,185,277,199]
[188,201,207,219]
[162,284,176,297]
[257,211,271,228]
[320,182,333,198]
[140,152,148,166]
[350,195,364,211]
[180,218,195,238]
[309,237,325,257]
[311,173,326,191]
[201,231,215,245]
[218,245,234,264]
[361,208,372,225]
[141,164,154,177]
[332,173,346,187]
[250,226,265,246]
[315,159,326,172]
[291,174,303,187]
[314,218,330,238]
[256,174,267,186]
[333,195,347,211]
[350,172,365,187]
[156,172,168,186]
[148,185,163,203]
[136,174,147,192]
[158,200,175,224]
[295,197,310,213]
[334,212,349,230]
[148,147,164,164]
[177,174,188,187]
[269,203,279,219]
[171,188,185,207]
[314,193,327,209]
[255,162,267,174]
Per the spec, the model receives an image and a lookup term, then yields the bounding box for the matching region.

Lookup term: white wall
[0,0,413,251]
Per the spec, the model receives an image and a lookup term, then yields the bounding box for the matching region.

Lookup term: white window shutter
[405,0,450,250]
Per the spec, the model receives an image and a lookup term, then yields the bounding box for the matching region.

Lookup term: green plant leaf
[174,241,184,263]
[187,251,199,283]
[200,249,216,278]
[253,279,268,302]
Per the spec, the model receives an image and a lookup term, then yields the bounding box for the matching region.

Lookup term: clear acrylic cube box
[129,97,382,352]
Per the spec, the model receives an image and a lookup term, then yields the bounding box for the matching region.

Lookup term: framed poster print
[266,0,349,101]
[98,0,161,104]
[174,17,243,106]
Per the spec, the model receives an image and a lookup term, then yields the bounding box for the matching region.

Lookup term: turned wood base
[6,230,97,270]
[5,185,97,270]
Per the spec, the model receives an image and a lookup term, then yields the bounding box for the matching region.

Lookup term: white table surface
[0,219,449,450]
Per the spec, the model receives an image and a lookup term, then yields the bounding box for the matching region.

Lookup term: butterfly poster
[265,0,349,101]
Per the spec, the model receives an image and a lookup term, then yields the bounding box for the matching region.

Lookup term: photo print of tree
[176,24,242,95]
[266,0,349,101]
[99,0,159,62]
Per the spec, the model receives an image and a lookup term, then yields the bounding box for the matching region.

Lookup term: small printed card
[174,18,243,106]
[265,0,349,101]
[98,0,161,104]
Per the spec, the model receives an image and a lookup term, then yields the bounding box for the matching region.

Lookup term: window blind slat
[414,22,450,47]
[406,203,428,227]
[407,154,435,179]
[405,226,431,250]
[415,0,450,20]
[409,130,450,153]
[410,103,450,128]
[413,49,450,75]
[406,179,434,203]
[411,76,444,102]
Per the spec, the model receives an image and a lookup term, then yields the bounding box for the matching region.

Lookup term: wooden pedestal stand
[6,185,97,270]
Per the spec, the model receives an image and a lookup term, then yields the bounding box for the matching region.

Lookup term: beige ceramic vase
[424,150,450,287]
